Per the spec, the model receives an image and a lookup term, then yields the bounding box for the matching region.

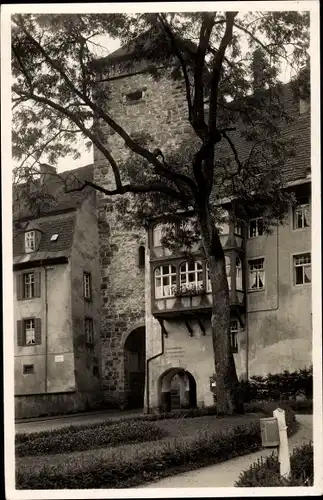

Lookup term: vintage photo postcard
[1,1,322,499]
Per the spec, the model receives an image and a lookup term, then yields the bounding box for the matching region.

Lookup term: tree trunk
[197,200,244,415]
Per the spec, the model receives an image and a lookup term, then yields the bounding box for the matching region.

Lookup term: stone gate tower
[92,40,195,409]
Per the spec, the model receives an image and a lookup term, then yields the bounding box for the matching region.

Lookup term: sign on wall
[54,355,64,363]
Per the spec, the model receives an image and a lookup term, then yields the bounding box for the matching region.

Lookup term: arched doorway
[158,368,197,412]
[124,326,146,409]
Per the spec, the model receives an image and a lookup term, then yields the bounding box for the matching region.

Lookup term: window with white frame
[153,224,164,247]
[25,319,36,345]
[236,257,243,290]
[155,264,177,298]
[25,231,36,253]
[206,256,231,292]
[179,260,203,292]
[83,272,92,300]
[293,253,311,285]
[248,258,265,290]
[230,320,239,352]
[85,317,94,344]
[234,223,243,236]
[293,197,310,229]
[248,218,264,238]
[24,272,35,299]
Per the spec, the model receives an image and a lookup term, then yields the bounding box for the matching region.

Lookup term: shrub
[16,421,264,489]
[239,367,313,402]
[235,441,314,487]
[16,420,167,457]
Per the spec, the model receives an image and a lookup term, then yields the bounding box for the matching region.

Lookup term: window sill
[247,288,266,293]
[292,227,310,232]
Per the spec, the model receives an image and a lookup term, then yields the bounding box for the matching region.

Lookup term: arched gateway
[123,326,146,409]
[158,367,197,412]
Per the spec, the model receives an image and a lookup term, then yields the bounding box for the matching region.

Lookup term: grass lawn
[16,412,263,487]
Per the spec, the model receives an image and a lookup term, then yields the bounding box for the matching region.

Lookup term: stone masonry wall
[93,68,198,405]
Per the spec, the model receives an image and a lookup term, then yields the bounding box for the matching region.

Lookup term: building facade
[92,43,311,412]
[13,164,103,418]
[13,43,311,417]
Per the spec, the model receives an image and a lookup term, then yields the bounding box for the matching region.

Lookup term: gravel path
[140,414,313,488]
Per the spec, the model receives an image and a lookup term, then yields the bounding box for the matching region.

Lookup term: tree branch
[13,17,197,195]
[65,178,186,202]
[16,89,124,190]
[192,12,216,139]
[157,14,194,126]
[208,12,238,135]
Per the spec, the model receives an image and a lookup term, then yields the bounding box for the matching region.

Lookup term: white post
[273,407,291,479]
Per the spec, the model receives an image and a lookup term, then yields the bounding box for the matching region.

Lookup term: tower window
[124,90,144,103]
[138,246,145,268]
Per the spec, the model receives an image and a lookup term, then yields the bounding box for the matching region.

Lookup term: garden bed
[16,405,299,490]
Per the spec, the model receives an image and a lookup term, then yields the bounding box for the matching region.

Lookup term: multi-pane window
[83,272,92,300]
[294,253,311,285]
[85,317,94,344]
[17,318,41,346]
[248,218,264,238]
[230,321,239,353]
[234,223,243,236]
[24,272,35,299]
[179,261,203,292]
[155,264,177,298]
[153,224,163,247]
[25,231,36,253]
[236,257,243,290]
[25,319,36,345]
[248,258,265,290]
[17,272,40,300]
[293,197,310,229]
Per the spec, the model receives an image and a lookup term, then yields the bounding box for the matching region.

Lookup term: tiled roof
[13,212,76,258]
[13,164,94,221]
[212,85,310,190]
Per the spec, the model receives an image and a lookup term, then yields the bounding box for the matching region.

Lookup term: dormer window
[25,231,36,253]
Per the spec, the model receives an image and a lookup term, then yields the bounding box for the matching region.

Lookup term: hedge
[239,366,313,402]
[16,421,263,489]
[16,399,300,447]
[16,420,168,457]
[16,404,298,489]
[235,441,314,487]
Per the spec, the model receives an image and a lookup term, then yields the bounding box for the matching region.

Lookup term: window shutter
[35,318,42,344]
[34,271,41,297]
[16,274,23,300]
[17,320,24,346]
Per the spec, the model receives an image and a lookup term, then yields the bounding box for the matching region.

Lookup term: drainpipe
[246,223,280,378]
[44,265,49,393]
[145,323,165,414]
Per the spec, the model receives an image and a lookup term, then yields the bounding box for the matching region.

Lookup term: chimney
[39,163,57,185]
[251,48,266,93]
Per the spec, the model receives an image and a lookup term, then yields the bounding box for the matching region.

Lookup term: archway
[158,368,197,412]
[124,326,146,409]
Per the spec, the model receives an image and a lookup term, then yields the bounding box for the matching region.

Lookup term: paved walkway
[141,414,313,488]
[15,408,143,434]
